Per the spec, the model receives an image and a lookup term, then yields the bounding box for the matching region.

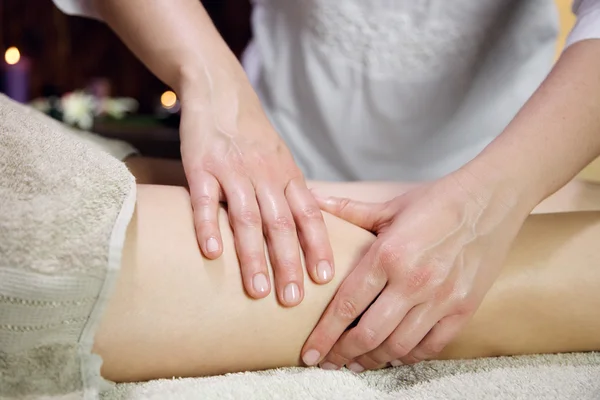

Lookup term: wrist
[457,154,542,216]
[177,61,263,122]
[174,54,248,103]
[175,62,252,131]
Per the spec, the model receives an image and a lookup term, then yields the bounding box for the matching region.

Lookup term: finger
[256,184,304,307]
[223,175,270,299]
[301,245,388,367]
[286,177,334,285]
[407,314,468,362]
[353,302,439,370]
[322,287,414,368]
[311,194,387,231]
[188,171,223,259]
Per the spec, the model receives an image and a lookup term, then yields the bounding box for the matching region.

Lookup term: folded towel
[0,94,136,399]
[104,352,600,400]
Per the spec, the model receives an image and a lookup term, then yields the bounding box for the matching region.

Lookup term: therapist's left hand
[301,168,532,371]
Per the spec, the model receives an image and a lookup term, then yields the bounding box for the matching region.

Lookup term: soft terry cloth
[0,94,136,399]
[105,353,600,400]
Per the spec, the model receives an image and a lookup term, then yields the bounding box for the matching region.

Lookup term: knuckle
[434,278,461,303]
[336,197,352,214]
[234,210,262,228]
[375,241,401,270]
[187,161,207,175]
[326,350,350,367]
[202,158,218,172]
[452,284,471,303]
[421,341,444,356]
[454,298,477,316]
[251,152,269,169]
[223,156,246,176]
[268,215,296,234]
[335,298,361,321]
[363,271,385,296]
[297,205,323,223]
[389,341,412,358]
[202,158,219,173]
[358,354,382,369]
[284,164,303,179]
[192,194,214,208]
[405,266,436,292]
[401,354,421,365]
[354,327,380,351]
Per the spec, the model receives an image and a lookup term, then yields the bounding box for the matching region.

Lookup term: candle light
[3,46,30,103]
[161,90,177,109]
[5,47,19,65]
[160,90,180,114]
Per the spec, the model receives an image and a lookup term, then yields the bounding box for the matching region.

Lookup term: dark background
[0,0,253,113]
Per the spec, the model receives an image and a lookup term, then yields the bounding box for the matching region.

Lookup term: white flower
[60,91,96,130]
[101,97,138,119]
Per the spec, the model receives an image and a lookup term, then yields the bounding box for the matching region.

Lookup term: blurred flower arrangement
[30,91,138,130]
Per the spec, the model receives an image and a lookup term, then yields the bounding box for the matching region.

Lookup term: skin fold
[91,158,600,382]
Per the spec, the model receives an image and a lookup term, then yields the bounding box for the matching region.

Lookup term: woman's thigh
[93,184,375,382]
[93,184,600,383]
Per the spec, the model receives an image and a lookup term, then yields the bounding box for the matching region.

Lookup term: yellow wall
[555,1,600,182]
[556,0,576,56]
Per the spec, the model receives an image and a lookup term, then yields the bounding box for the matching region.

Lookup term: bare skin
[91,158,600,382]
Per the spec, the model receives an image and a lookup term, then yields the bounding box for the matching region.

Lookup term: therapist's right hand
[179,83,334,307]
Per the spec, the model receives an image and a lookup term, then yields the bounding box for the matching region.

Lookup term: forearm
[465,40,600,210]
[93,0,249,105]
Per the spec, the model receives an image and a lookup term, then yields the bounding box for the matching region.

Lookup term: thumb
[311,191,387,231]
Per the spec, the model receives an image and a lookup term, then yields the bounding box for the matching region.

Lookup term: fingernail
[284,282,300,304]
[390,360,403,367]
[206,237,219,253]
[320,362,339,370]
[348,362,364,373]
[252,273,269,294]
[302,349,321,366]
[316,260,332,282]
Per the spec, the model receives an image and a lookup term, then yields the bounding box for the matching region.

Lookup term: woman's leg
[92,184,600,383]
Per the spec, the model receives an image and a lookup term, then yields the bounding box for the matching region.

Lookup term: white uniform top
[55,0,600,181]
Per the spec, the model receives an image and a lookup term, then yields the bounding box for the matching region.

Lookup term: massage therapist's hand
[302,167,532,370]
[88,0,334,307]
[179,84,334,307]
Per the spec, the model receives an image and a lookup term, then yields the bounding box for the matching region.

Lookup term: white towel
[0,94,136,399]
[104,353,600,400]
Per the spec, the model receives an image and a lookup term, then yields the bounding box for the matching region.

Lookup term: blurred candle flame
[5,47,21,65]
[161,90,177,109]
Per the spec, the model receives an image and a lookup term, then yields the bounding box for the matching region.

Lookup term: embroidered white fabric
[247,0,560,180]
[52,0,600,181]
[302,1,498,80]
